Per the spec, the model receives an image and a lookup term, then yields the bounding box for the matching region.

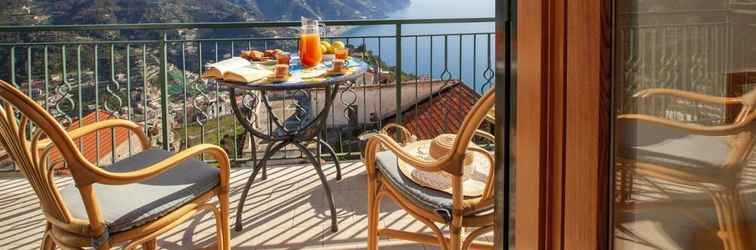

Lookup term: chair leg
[41,229,55,250]
[218,192,231,250]
[711,189,750,250]
[461,226,494,250]
[450,226,462,250]
[141,239,157,250]
[367,177,380,250]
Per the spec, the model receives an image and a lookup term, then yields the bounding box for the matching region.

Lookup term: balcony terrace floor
[0,160,493,249]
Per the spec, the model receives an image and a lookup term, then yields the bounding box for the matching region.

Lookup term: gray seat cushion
[618,119,738,175]
[375,150,491,221]
[60,148,220,233]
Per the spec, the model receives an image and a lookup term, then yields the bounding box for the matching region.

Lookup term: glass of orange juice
[299,18,325,68]
[334,48,348,60]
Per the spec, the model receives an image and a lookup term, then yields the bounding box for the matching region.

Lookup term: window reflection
[614,1,756,249]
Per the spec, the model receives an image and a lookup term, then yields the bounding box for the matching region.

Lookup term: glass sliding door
[613,1,756,249]
[495,0,515,248]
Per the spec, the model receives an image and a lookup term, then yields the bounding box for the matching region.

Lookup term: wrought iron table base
[256,139,342,182]
[229,85,344,233]
[233,138,339,232]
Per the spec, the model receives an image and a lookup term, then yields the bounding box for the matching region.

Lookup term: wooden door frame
[515,0,612,249]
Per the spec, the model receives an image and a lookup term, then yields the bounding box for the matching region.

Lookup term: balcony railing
[0,18,495,167]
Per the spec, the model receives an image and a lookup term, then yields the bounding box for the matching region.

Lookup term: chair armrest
[467,146,496,200]
[38,119,150,151]
[618,114,754,136]
[379,123,417,144]
[79,144,230,188]
[633,88,742,105]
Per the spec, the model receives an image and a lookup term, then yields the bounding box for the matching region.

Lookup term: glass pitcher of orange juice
[299,17,325,68]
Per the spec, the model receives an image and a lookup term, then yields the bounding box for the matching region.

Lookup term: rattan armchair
[0,80,231,250]
[617,87,756,250]
[363,89,495,250]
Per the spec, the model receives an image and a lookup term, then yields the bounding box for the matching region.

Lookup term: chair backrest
[736,88,756,124]
[452,88,495,165]
[0,80,90,232]
[450,88,496,205]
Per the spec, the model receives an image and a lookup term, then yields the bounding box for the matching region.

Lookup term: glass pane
[613,1,756,249]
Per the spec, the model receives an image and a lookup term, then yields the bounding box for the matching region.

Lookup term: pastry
[247,50,264,61]
[264,49,277,59]
[240,50,253,60]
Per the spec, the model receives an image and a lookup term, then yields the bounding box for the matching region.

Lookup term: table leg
[291,142,339,232]
[234,141,288,232]
[257,141,273,182]
[315,138,342,181]
[261,161,268,181]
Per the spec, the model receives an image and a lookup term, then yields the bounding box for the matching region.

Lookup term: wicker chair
[363,88,495,250]
[0,80,231,249]
[616,88,756,250]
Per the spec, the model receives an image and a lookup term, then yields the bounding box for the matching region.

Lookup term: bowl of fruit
[320,41,345,61]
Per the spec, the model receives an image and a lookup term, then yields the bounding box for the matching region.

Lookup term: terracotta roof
[383,82,481,140]
[49,111,134,166]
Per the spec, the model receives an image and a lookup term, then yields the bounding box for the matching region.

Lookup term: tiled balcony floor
[0,160,493,249]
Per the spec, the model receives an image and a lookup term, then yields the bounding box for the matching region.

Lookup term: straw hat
[396,134,491,197]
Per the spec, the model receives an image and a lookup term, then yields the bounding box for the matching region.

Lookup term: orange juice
[334,48,348,60]
[299,33,323,68]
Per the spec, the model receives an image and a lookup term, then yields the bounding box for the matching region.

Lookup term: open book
[205,57,272,83]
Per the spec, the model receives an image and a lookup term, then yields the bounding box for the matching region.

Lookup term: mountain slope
[251,0,409,20]
[4,0,409,26]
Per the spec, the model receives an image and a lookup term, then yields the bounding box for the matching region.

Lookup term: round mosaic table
[216,57,368,233]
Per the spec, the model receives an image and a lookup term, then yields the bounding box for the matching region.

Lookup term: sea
[341,0,495,93]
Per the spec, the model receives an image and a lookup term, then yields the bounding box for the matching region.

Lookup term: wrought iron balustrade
[0,18,495,167]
